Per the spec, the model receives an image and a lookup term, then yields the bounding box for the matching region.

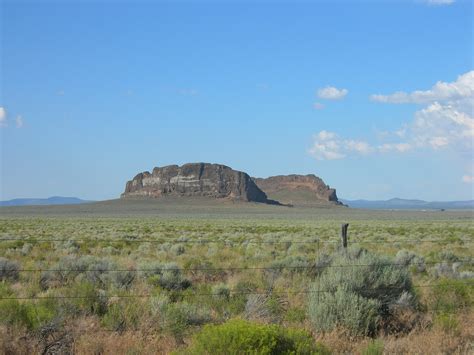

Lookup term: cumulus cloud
[317,86,348,100]
[370,71,473,104]
[309,132,414,160]
[378,143,412,153]
[0,107,26,129]
[308,131,373,160]
[374,72,474,156]
[310,70,474,177]
[0,107,7,127]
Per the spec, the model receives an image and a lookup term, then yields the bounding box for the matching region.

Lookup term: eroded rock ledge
[121,163,269,203]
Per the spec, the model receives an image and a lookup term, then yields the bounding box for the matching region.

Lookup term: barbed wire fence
[0,227,472,351]
[1,223,472,298]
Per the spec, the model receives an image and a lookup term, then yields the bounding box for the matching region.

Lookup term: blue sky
[1,0,472,201]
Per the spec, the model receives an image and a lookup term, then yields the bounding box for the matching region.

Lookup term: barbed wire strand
[11,259,473,273]
[1,281,473,300]
[1,238,472,245]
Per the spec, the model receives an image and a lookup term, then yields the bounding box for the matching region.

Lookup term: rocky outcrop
[121,163,270,203]
[253,174,342,206]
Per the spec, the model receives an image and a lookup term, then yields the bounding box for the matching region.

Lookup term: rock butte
[121,163,269,203]
[122,162,342,206]
[253,174,342,206]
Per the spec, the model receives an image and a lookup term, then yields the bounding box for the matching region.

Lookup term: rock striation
[121,163,270,203]
[253,174,342,206]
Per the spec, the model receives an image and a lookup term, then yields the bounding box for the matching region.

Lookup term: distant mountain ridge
[0,196,92,207]
[340,198,474,210]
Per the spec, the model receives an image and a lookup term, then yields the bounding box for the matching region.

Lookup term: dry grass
[73,331,176,355]
[315,312,474,355]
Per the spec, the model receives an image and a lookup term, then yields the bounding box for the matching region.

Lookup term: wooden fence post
[341,223,349,249]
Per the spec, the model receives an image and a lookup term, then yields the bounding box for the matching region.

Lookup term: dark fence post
[341,223,349,249]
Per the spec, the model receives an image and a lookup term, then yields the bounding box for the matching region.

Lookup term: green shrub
[308,249,415,336]
[101,299,142,331]
[430,278,473,314]
[284,307,306,323]
[177,319,330,355]
[0,285,57,331]
[65,281,108,316]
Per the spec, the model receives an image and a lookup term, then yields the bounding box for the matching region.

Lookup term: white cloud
[369,71,473,155]
[310,71,474,168]
[313,102,325,110]
[421,0,455,5]
[462,175,474,183]
[15,115,24,128]
[345,140,373,154]
[370,71,473,104]
[317,86,348,100]
[0,107,7,127]
[309,131,372,160]
[378,143,412,153]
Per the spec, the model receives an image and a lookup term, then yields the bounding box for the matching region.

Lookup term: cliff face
[121,163,269,203]
[253,174,341,205]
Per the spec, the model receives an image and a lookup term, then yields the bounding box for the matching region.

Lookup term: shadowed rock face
[122,163,269,203]
[253,174,342,205]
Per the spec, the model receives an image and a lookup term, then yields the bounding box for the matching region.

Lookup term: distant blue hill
[340,198,474,210]
[0,196,93,207]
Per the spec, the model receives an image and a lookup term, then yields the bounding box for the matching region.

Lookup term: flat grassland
[1,199,473,354]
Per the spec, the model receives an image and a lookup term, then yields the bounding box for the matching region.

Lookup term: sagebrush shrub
[395,250,425,273]
[171,244,186,256]
[310,287,380,336]
[160,263,191,291]
[40,256,135,290]
[212,283,230,300]
[160,301,212,341]
[0,257,20,281]
[270,255,311,274]
[308,249,415,336]
[140,262,191,290]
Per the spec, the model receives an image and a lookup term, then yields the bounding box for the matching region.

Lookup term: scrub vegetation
[0,204,473,354]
